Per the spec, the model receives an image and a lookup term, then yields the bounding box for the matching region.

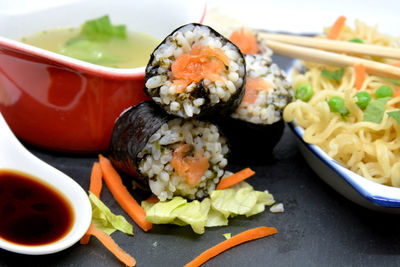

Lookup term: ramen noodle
[283,19,400,187]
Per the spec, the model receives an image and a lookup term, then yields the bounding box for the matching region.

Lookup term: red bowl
[0,0,206,153]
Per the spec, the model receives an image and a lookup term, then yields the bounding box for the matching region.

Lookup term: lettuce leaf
[59,15,126,66]
[89,193,133,235]
[68,15,126,44]
[141,182,275,234]
[59,40,123,65]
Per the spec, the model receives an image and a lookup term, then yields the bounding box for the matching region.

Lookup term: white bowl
[0,113,92,254]
[290,123,400,213]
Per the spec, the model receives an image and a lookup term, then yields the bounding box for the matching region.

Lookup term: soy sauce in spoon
[0,169,74,246]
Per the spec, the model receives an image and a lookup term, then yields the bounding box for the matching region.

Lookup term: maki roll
[232,58,292,125]
[229,28,273,59]
[109,101,229,201]
[144,23,246,118]
[218,29,293,159]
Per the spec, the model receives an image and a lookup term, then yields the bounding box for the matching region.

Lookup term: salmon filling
[229,28,259,55]
[144,24,246,118]
[241,78,272,104]
[137,118,229,201]
[171,143,209,185]
[171,44,229,93]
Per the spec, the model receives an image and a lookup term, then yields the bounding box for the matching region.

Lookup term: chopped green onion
[295,83,313,102]
[363,97,391,123]
[387,110,400,124]
[349,38,363,43]
[382,77,400,86]
[354,91,371,109]
[321,68,345,82]
[375,85,393,99]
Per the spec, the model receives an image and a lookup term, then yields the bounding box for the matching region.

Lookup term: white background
[204,0,400,35]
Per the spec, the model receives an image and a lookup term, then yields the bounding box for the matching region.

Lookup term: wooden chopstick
[259,32,400,60]
[264,39,400,79]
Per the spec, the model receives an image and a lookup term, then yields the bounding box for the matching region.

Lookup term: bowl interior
[0,0,206,41]
[290,122,400,212]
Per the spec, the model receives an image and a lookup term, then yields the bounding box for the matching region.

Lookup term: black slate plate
[1,55,400,267]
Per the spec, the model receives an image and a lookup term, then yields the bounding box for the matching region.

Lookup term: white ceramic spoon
[0,113,92,254]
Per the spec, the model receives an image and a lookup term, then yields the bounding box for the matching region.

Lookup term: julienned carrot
[184,226,278,267]
[98,154,152,232]
[354,63,366,90]
[86,223,136,267]
[392,61,400,68]
[394,87,400,98]
[145,195,160,204]
[328,16,346,40]
[89,162,103,198]
[216,168,255,190]
[80,162,103,244]
[80,233,91,245]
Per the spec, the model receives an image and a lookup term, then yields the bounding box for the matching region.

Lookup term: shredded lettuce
[210,182,275,217]
[205,207,229,227]
[222,233,231,239]
[144,197,209,234]
[141,182,275,234]
[89,192,133,235]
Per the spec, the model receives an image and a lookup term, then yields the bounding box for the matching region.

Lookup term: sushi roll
[232,57,292,125]
[109,101,229,201]
[217,29,293,159]
[144,23,246,119]
[229,28,273,60]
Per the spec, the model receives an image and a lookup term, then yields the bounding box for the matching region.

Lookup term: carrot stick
[392,61,400,68]
[145,195,160,204]
[184,226,278,267]
[216,168,255,190]
[81,162,103,244]
[328,16,346,40]
[86,223,136,267]
[394,87,400,98]
[98,154,152,232]
[354,63,366,90]
[80,233,91,245]
[89,162,103,198]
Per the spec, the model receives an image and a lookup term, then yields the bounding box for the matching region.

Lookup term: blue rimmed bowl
[289,122,400,213]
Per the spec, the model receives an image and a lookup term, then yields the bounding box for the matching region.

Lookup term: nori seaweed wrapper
[144,23,246,119]
[215,117,284,163]
[108,101,171,188]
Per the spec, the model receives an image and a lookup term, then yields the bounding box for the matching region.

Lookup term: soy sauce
[0,170,74,246]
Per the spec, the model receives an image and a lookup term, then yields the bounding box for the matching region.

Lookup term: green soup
[21,16,159,68]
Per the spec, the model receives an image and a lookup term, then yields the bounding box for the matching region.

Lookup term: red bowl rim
[0,1,207,80]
